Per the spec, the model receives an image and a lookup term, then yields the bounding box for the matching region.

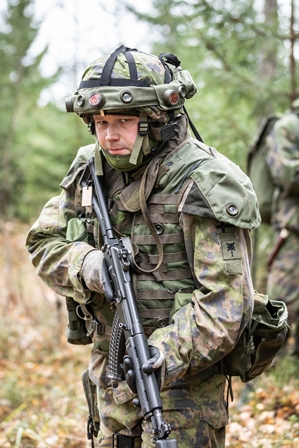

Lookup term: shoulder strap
[248,114,279,155]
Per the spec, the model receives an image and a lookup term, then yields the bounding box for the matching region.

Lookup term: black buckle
[113,433,135,448]
[160,123,175,141]
[92,318,105,335]
[87,415,95,448]
[138,121,148,136]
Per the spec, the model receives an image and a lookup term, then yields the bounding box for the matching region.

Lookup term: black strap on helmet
[100,45,132,86]
[159,52,181,83]
[159,53,203,143]
[159,53,181,67]
[79,45,150,88]
[123,49,138,82]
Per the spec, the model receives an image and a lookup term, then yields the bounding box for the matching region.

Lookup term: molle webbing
[86,146,198,336]
[130,193,192,283]
[137,287,193,300]
[133,232,184,245]
[136,269,192,282]
[130,189,195,324]
[114,193,183,213]
[134,211,179,223]
[138,286,194,336]
[136,250,188,271]
[139,308,170,334]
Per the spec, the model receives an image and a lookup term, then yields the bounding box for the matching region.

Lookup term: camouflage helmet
[65,45,198,169]
[65,45,197,123]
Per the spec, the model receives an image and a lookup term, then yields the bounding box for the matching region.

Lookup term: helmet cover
[65,45,197,116]
[65,46,198,171]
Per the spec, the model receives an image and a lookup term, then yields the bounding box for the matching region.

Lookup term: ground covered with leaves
[1,221,299,447]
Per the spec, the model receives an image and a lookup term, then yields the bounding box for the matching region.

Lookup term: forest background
[1,0,299,446]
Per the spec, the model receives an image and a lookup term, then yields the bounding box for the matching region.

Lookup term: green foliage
[0,0,298,222]
[2,377,23,409]
[17,104,93,220]
[269,354,299,386]
[125,0,294,168]
[0,0,93,221]
[0,0,51,219]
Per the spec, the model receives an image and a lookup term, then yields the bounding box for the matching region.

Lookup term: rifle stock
[80,157,178,447]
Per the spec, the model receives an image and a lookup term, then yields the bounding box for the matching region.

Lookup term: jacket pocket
[66,217,89,242]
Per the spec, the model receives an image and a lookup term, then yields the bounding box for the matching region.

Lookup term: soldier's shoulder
[74,144,96,165]
[179,141,261,229]
[60,144,95,189]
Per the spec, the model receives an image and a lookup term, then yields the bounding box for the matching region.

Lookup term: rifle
[80,157,178,447]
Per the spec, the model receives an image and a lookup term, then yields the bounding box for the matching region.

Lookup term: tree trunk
[258,0,279,116]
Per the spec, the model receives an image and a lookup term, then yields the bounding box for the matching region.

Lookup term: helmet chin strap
[95,140,104,175]
[129,112,151,165]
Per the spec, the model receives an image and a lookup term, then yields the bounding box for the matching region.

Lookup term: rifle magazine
[108,311,126,381]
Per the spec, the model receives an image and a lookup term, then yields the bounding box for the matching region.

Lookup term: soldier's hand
[80,250,104,293]
[123,346,166,393]
[123,355,137,393]
[143,346,166,390]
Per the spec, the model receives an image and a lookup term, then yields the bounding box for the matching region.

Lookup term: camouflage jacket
[26,124,260,386]
[266,111,299,233]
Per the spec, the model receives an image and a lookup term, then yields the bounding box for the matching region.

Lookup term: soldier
[266,99,299,357]
[26,46,260,447]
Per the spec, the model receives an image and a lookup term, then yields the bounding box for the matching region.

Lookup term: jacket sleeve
[25,172,95,304]
[266,113,299,193]
[148,213,254,384]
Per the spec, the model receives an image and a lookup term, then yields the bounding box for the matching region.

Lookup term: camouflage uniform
[26,116,260,447]
[266,109,299,354]
[26,46,260,448]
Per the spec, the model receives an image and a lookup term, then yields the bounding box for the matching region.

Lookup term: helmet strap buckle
[138,120,148,136]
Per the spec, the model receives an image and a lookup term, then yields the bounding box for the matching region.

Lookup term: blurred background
[1,1,299,446]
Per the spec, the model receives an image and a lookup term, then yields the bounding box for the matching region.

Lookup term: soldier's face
[94,114,139,156]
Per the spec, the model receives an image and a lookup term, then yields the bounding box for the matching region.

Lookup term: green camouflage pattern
[26,162,96,304]
[266,112,299,233]
[68,49,198,116]
[267,231,299,325]
[266,112,299,350]
[82,51,166,86]
[95,372,227,447]
[26,116,260,447]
